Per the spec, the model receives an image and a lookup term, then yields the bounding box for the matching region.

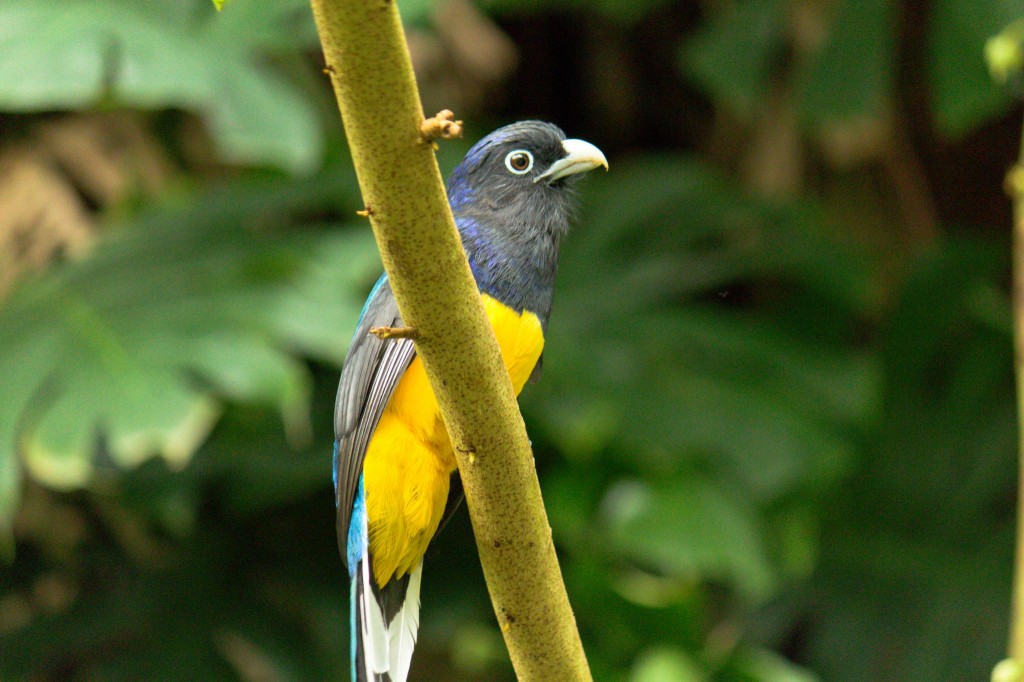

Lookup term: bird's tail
[350,555,422,682]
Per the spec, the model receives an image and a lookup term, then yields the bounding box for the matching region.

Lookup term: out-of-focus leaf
[0,0,323,172]
[0,336,59,554]
[449,622,509,675]
[603,479,775,599]
[798,0,894,124]
[731,647,820,682]
[680,0,787,118]
[631,646,707,682]
[929,0,1024,136]
[0,176,378,536]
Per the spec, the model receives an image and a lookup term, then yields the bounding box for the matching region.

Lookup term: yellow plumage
[362,294,544,587]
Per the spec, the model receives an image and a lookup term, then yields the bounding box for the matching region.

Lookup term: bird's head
[447,121,607,239]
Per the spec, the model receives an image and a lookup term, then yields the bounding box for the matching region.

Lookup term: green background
[0,0,1020,679]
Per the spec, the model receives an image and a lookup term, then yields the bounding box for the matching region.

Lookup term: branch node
[456,443,477,464]
[420,109,463,144]
[369,325,419,340]
[500,609,516,632]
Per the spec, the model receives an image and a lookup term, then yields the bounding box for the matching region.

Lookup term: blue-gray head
[447,121,607,323]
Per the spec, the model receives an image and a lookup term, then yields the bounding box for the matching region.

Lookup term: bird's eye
[504,150,534,175]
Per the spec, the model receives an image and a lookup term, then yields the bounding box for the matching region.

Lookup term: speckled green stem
[1007,158,1024,674]
[307,1,591,680]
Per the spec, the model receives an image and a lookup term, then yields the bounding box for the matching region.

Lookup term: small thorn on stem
[499,608,516,632]
[356,205,374,218]
[420,109,463,144]
[369,325,419,340]
[322,64,336,76]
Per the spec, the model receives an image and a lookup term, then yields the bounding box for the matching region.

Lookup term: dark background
[0,0,1020,679]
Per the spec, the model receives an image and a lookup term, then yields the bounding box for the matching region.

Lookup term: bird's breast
[479,293,546,392]
[361,293,545,585]
[384,294,545,449]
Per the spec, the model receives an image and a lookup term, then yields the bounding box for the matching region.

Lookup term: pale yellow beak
[535,138,608,184]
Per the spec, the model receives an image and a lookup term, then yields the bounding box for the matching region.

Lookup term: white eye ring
[504,150,534,175]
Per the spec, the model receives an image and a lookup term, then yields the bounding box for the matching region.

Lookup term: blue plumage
[347,476,367,577]
[348,476,370,681]
[332,440,340,504]
[446,122,580,324]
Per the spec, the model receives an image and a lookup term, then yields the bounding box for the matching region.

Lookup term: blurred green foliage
[0,0,1020,680]
[0,0,323,171]
[0,172,378,529]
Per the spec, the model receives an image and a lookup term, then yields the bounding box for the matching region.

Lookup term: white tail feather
[388,562,423,682]
[361,557,390,676]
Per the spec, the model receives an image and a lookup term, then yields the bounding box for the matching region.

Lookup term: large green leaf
[729,647,821,682]
[0,0,323,172]
[603,479,775,599]
[0,174,379,538]
[631,646,707,682]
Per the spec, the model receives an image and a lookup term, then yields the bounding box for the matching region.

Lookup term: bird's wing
[334,274,417,570]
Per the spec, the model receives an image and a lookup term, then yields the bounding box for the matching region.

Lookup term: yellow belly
[363,294,544,586]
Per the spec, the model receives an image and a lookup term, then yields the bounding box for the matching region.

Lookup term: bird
[333,121,607,682]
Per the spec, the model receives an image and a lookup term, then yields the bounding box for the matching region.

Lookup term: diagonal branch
[307,1,592,680]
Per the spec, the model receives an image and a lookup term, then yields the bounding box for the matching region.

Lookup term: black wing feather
[435,473,464,537]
